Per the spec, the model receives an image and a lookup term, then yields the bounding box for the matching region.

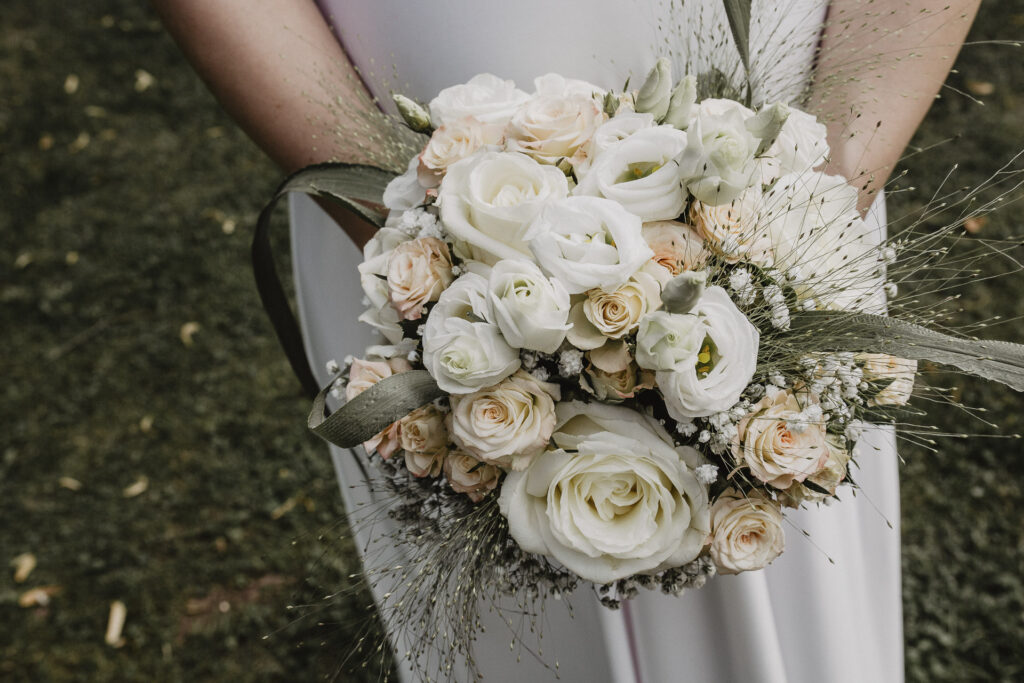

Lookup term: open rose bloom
[282,60,1024,625]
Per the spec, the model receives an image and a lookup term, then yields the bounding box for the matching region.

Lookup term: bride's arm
[151,0,382,245]
[809,0,981,212]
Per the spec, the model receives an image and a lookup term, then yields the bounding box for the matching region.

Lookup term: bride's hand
[152,0,382,246]
[810,0,981,213]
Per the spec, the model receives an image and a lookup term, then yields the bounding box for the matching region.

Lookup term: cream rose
[438,150,569,264]
[506,83,605,166]
[346,357,414,459]
[583,342,654,402]
[857,353,917,406]
[574,125,689,221]
[567,262,669,350]
[428,73,530,127]
[448,370,559,471]
[499,401,710,584]
[657,287,760,419]
[386,237,454,320]
[444,451,502,502]
[418,117,491,186]
[358,227,413,343]
[689,186,772,265]
[487,259,571,353]
[778,436,851,507]
[404,448,446,478]
[399,405,449,454]
[525,196,653,294]
[641,221,710,275]
[709,489,785,574]
[734,389,830,489]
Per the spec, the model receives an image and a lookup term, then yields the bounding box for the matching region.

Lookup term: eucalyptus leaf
[786,311,1024,392]
[308,370,446,449]
[722,0,753,77]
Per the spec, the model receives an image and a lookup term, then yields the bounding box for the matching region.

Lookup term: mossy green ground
[1,2,1022,681]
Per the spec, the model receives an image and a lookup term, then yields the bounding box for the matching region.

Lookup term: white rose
[487,259,571,353]
[383,155,428,212]
[635,310,706,371]
[709,489,785,574]
[358,227,414,343]
[448,370,559,471]
[657,286,759,419]
[386,237,454,320]
[734,390,830,489]
[641,220,710,275]
[444,450,502,502]
[566,262,669,350]
[574,126,688,221]
[532,73,605,99]
[689,186,772,265]
[422,316,520,394]
[525,196,653,294]
[677,98,761,205]
[438,150,569,264]
[429,73,530,127]
[427,271,492,325]
[769,106,829,175]
[765,172,881,309]
[418,117,491,186]
[499,401,710,584]
[506,84,605,166]
[575,110,656,175]
[857,353,917,406]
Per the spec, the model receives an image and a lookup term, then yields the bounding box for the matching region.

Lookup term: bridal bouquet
[251,11,1024,676]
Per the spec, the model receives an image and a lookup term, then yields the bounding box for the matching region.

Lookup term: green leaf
[722,0,753,77]
[308,370,446,449]
[786,311,1024,392]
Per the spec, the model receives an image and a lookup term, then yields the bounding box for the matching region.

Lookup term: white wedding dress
[290,1,904,681]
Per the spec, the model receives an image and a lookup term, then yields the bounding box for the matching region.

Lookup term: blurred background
[1,1,1022,681]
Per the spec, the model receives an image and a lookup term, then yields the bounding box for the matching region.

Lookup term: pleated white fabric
[289,1,904,680]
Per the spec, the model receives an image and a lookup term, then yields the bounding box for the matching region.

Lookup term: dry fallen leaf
[69,132,91,153]
[134,69,156,92]
[964,216,989,234]
[123,475,149,498]
[965,79,995,96]
[106,600,127,647]
[38,134,54,151]
[59,476,83,491]
[221,218,237,235]
[179,322,200,346]
[64,74,80,95]
[84,105,107,118]
[12,553,37,583]
[18,585,61,608]
[14,252,33,269]
[139,415,155,433]
[65,251,80,265]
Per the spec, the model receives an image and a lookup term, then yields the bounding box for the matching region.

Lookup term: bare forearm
[810,0,980,211]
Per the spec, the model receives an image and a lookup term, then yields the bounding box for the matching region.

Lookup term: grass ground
[1,1,1022,681]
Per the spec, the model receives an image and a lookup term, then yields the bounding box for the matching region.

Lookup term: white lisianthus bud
[487,259,571,353]
[709,488,785,574]
[634,58,673,121]
[635,310,707,371]
[663,74,697,129]
[393,93,433,133]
